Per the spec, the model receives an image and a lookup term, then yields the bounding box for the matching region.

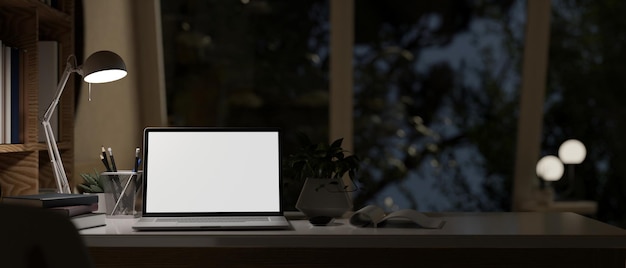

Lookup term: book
[70,212,106,230]
[38,41,59,142]
[349,205,445,229]
[49,203,98,217]
[9,46,19,144]
[3,45,10,144]
[0,41,3,143]
[2,193,98,208]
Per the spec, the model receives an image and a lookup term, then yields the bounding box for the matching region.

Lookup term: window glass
[160,0,529,213]
[160,0,331,208]
[160,0,330,208]
[546,0,626,227]
[160,0,329,142]
[352,0,526,211]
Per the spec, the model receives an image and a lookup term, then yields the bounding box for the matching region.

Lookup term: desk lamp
[42,50,127,194]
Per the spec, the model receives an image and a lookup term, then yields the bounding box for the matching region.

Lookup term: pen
[133,149,142,195]
[134,158,143,194]
[133,147,140,172]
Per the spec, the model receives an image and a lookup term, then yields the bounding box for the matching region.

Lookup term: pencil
[107,147,122,205]
[101,146,111,171]
[108,147,118,172]
[100,154,112,172]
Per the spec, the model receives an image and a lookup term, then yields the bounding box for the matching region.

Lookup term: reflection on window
[160,0,530,213]
[160,0,330,209]
[352,0,526,211]
[160,0,329,146]
[546,0,626,228]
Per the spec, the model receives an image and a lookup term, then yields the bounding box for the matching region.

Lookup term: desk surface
[81,212,626,249]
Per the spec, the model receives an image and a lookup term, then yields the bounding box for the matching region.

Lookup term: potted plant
[78,169,104,193]
[284,132,360,225]
[78,169,106,213]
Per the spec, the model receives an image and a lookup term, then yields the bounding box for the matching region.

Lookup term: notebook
[132,127,291,230]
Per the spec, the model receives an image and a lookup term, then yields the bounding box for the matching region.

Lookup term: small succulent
[78,169,104,193]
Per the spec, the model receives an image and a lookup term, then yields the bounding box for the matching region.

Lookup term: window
[160,0,525,211]
[160,0,330,208]
[352,0,526,211]
[160,0,330,144]
[160,1,626,228]
[544,0,626,227]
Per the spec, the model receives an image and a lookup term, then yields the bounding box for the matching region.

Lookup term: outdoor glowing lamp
[558,139,586,164]
[536,155,564,182]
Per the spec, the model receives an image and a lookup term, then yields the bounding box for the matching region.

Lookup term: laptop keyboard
[155,217,270,223]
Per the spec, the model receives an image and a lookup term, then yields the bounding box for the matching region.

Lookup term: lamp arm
[43,61,79,121]
[43,120,70,193]
[42,58,79,194]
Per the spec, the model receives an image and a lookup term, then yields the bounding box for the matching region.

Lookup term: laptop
[132,127,291,230]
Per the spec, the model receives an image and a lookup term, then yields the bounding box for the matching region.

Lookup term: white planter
[295,178,353,225]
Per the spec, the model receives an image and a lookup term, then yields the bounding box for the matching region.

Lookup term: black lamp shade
[82,50,127,83]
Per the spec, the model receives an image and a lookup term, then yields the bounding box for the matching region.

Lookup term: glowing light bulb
[536,155,564,181]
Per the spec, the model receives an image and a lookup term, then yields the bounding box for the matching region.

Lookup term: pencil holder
[100,170,143,217]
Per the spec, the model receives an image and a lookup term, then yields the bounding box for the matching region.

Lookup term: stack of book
[2,193,106,230]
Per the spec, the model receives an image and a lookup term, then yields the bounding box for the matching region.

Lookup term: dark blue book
[2,193,98,208]
[10,47,19,144]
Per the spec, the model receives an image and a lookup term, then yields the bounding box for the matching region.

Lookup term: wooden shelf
[0,142,73,153]
[0,0,75,196]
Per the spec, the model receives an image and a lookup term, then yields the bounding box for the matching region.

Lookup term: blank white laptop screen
[143,129,281,214]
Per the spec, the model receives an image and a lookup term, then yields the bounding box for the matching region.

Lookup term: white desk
[81,212,626,267]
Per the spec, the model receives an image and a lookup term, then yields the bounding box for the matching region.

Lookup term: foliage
[161,0,518,211]
[284,132,360,191]
[351,0,520,211]
[78,169,104,193]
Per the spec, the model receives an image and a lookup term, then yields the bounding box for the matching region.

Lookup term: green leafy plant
[284,132,360,191]
[78,169,104,193]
